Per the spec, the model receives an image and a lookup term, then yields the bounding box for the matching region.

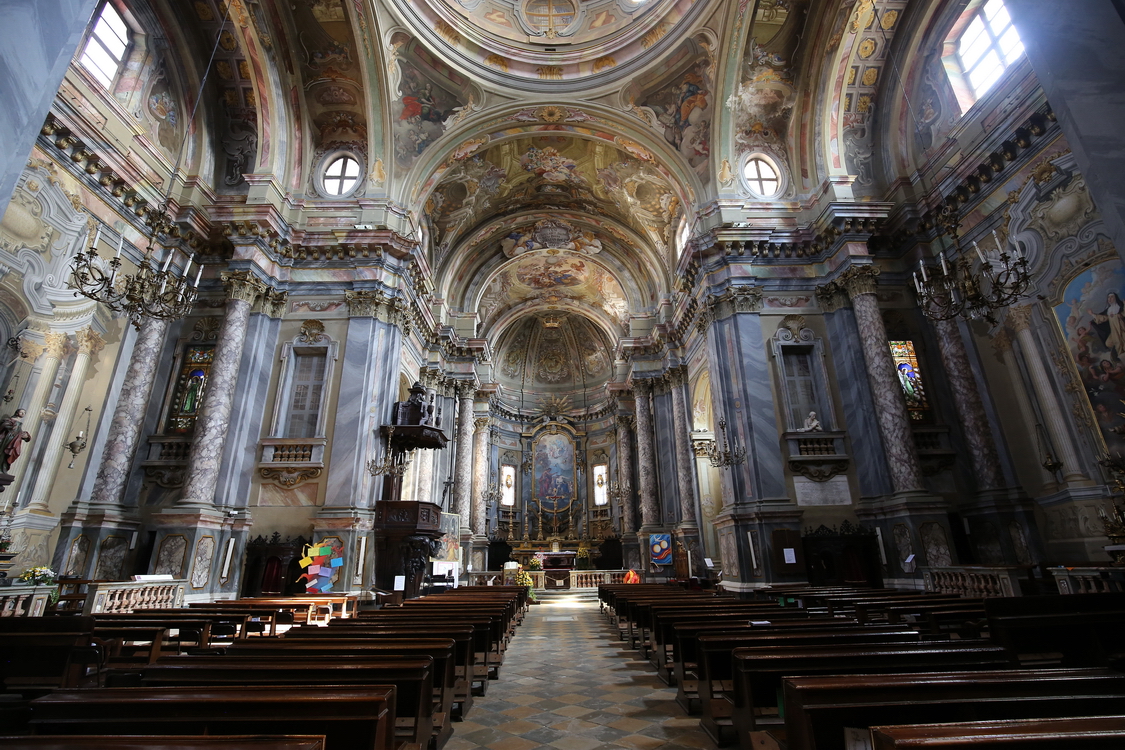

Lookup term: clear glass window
[501,465,516,506]
[79,3,130,89]
[743,156,780,198]
[285,352,327,438]
[593,464,608,506]
[781,349,820,430]
[956,0,1023,100]
[323,155,360,196]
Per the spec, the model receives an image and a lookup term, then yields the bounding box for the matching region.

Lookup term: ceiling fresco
[476,251,630,335]
[424,135,682,266]
[493,312,616,403]
[390,37,472,173]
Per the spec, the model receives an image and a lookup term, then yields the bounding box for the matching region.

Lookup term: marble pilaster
[470,415,491,536]
[24,327,104,514]
[668,367,697,528]
[451,382,475,534]
[841,266,925,494]
[932,316,1002,491]
[633,379,660,529]
[414,448,435,505]
[5,331,68,509]
[615,414,636,534]
[177,272,264,510]
[1008,305,1088,484]
[88,316,169,511]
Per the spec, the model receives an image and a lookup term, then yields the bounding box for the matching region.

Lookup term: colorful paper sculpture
[297,539,344,593]
[650,534,672,565]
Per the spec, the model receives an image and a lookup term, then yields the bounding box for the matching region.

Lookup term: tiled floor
[445,595,716,750]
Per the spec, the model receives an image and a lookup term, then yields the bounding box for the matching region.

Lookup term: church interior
[3,0,1125,747]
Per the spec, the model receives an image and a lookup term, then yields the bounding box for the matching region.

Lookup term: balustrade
[83,579,187,613]
[0,584,56,617]
[921,565,1029,598]
[1050,566,1125,595]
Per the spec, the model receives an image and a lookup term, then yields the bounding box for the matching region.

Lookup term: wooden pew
[728,642,1014,749]
[225,638,456,750]
[0,633,94,694]
[0,736,328,750]
[871,716,1125,749]
[350,612,505,686]
[285,624,476,717]
[91,625,168,665]
[985,594,1125,667]
[782,669,1125,750]
[134,656,434,750]
[28,686,394,750]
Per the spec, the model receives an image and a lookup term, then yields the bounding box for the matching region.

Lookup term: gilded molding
[298,319,327,344]
[260,288,289,319]
[221,271,267,304]
[1007,305,1033,333]
[839,265,880,299]
[75,327,105,356]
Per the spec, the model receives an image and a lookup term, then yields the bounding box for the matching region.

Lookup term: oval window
[323,155,360,197]
[743,156,780,198]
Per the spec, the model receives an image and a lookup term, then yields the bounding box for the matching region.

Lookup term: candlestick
[939,252,949,275]
[973,241,986,264]
[114,233,123,258]
[919,260,928,282]
[91,224,101,251]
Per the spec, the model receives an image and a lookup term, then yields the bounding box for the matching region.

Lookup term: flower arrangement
[526,555,542,570]
[515,566,537,602]
[17,566,56,585]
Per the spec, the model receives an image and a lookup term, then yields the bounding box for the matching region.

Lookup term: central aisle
[446,595,715,750]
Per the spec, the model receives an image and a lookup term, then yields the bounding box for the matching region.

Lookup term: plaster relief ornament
[0,409,31,474]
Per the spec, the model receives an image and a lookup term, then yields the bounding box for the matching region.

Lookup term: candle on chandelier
[913,271,921,294]
[193,264,203,288]
[90,224,101,252]
[182,256,192,281]
[939,252,949,275]
[160,250,173,273]
[114,233,123,258]
[973,240,986,264]
[919,260,928,282]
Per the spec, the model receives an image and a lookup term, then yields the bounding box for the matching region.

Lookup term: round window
[525,0,577,37]
[323,155,360,197]
[743,156,781,198]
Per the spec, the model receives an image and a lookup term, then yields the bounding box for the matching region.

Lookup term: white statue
[800,411,823,432]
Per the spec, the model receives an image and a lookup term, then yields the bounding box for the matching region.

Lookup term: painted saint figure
[0,409,31,474]
[1089,292,1125,362]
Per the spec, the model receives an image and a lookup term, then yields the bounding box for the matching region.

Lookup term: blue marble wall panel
[824,308,893,498]
[214,313,280,507]
[0,0,98,217]
[652,390,678,525]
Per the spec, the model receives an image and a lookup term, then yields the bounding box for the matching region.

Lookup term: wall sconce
[66,406,93,469]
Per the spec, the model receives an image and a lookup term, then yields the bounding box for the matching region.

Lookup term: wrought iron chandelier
[367,425,413,477]
[69,4,236,328]
[706,417,746,469]
[914,204,1030,325]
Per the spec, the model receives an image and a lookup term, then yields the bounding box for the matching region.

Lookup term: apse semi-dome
[392,0,704,87]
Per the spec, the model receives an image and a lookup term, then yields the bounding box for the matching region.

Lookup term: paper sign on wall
[704,558,714,567]
[783,548,797,564]
[393,576,406,591]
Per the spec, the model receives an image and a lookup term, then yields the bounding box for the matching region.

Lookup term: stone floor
[445,595,717,750]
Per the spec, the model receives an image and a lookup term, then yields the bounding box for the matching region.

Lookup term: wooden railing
[0,584,56,617]
[83,579,187,613]
[1050,566,1125,595]
[921,566,1029,598]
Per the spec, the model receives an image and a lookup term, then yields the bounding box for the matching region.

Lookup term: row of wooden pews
[0,586,528,750]
[599,583,1125,749]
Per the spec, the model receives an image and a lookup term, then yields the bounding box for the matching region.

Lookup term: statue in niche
[798,411,823,432]
[0,409,31,473]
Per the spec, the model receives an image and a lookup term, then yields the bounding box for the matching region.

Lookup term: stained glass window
[501,465,516,506]
[593,464,608,506]
[166,345,214,433]
[888,341,930,421]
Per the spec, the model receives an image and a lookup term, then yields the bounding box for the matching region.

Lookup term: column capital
[632,377,654,396]
[473,416,493,430]
[838,265,881,299]
[220,270,267,304]
[665,364,688,388]
[991,327,1013,355]
[43,331,70,360]
[815,282,850,312]
[1007,304,1034,333]
[75,327,105,356]
[456,380,478,399]
[259,288,289,318]
[615,414,635,432]
[19,339,45,362]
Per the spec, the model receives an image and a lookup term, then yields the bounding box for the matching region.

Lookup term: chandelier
[367,425,413,477]
[706,417,746,469]
[607,478,630,506]
[914,204,1030,325]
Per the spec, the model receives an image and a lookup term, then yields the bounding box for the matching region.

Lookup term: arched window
[943,0,1024,111]
[322,155,361,197]
[79,2,131,89]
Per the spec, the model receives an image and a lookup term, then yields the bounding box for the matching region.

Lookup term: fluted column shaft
[89,316,169,510]
[451,383,475,531]
[616,414,636,534]
[5,332,67,509]
[470,416,491,536]
[669,370,697,526]
[1009,305,1086,482]
[842,267,925,493]
[634,381,660,527]
[179,272,263,509]
[26,328,104,513]
[932,316,1003,490]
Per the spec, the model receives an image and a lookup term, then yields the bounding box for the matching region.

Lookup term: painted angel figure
[0,409,31,474]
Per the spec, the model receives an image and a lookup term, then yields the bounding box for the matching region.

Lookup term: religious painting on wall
[1054,256,1125,454]
[430,512,461,563]
[166,345,215,433]
[534,431,575,514]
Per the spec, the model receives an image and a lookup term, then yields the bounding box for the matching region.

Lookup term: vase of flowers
[17,566,57,586]
[515,566,537,603]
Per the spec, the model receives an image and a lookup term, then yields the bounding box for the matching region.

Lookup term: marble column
[615,414,636,534]
[841,266,925,494]
[470,415,491,536]
[1008,305,1087,483]
[992,329,1055,489]
[932,316,1003,491]
[25,328,104,514]
[5,332,68,508]
[451,381,475,533]
[633,379,660,528]
[88,316,169,511]
[669,367,698,527]
[178,271,264,509]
